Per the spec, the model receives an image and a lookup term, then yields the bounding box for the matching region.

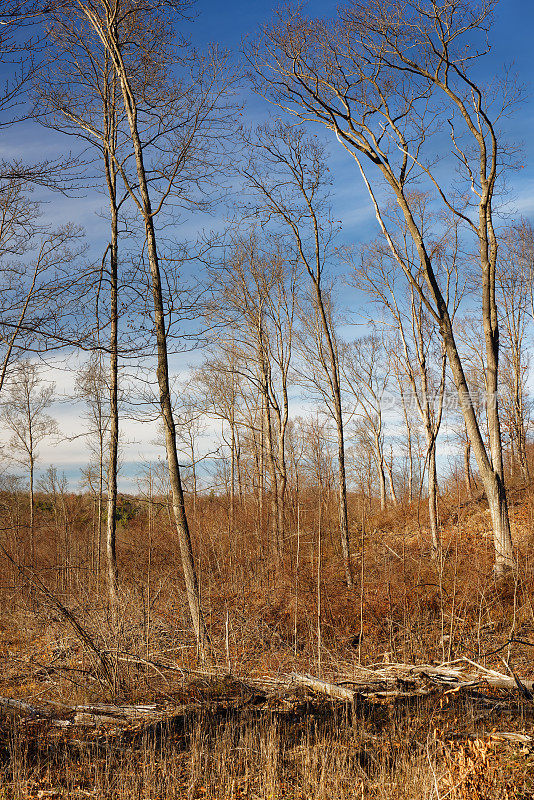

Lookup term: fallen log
[289,673,356,702]
[2,656,533,733]
[0,697,46,718]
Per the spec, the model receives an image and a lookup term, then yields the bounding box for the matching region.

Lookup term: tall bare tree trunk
[334,404,352,587]
[145,210,211,660]
[427,441,439,555]
[29,456,34,568]
[105,163,119,619]
[444,325,514,574]
[241,124,352,587]
[277,427,287,550]
[374,433,387,511]
[258,403,265,541]
[399,386,414,503]
[230,416,235,532]
[385,454,398,507]
[464,430,473,498]
[513,368,528,479]
[261,370,281,565]
[106,31,211,661]
[314,285,352,588]
[250,3,516,572]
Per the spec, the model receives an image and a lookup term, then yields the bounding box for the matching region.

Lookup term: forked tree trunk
[370,177,514,574]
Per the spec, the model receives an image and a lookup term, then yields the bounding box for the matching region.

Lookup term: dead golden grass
[2,480,534,797]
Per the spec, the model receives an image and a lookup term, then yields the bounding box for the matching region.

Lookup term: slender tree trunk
[229,343,237,530]
[427,440,440,555]
[464,432,473,498]
[262,380,281,565]
[374,433,387,512]
[514,374,528,479]
[76,2,212,658]
[230,412,235,534]
[308,276,352,586]
[406,427,413,503]
[190,440,198,519]
[378,461,387,510]
[363,158,514,574]
[385,457,398,507]
[277,431,287,553]
[441,319,514,573]
[333,404,353,587]
[117,65,211,661]
[29,458,34,568]
[106,179,119,619]
[253,418,262,543]
[316,284,352,587]
[150,235,211,659]
[399,385,413,502]
[257,406,265,547]
[98,433,104,584]
[235,429,243,507]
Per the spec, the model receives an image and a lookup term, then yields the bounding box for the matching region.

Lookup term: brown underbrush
[1,480,534,797]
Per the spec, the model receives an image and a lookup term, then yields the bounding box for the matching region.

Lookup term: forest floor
[2,670,534,799]
[2,482,534,798]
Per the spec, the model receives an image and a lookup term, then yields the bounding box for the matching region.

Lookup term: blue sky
[179,0,534,247]
[0,0,533,491]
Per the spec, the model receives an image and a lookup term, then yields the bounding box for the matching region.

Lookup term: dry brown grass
[2,691,534,799]
[2,480,534,797]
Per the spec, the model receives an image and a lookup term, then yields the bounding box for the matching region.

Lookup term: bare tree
[1,361,57,567]
[299,414,336,501]
[496,222,532,479]
[39,2,140,618]
[343,334,391,512]
[205,235,296,565]
[0,184,84,392]
[63,0,235,659]
[243,124,353,587]
[195,345,245,532]
[355,208,458,552]
[173,391,209,521]
[251,0,518,572]
[76,354,111,586]
[38,466,72,592]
